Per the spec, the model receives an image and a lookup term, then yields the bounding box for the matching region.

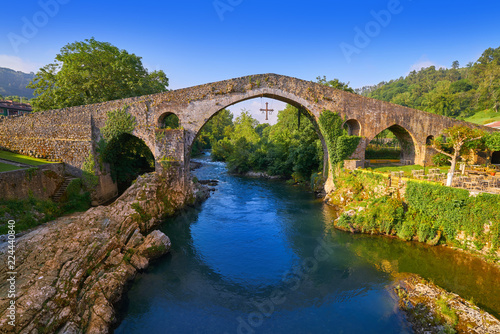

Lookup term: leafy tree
[192,109,234,156]
[485,132,500,151]
[316,76,355,93]
[477,47,500,65]
[362,46,500,119]
[431,125,486,186]
[27,37,168,111]
[232,109,260,143]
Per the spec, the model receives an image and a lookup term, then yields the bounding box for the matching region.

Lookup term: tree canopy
[357,46,500,119]
[431,125,486,186]
[316,76,355,93]
[28,37,169,111]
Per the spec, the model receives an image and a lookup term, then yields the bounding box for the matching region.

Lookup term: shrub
[432,153,451,166]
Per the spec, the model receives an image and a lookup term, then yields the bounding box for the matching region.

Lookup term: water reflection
[115,155,500,333]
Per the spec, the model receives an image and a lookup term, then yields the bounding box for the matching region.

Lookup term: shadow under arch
[188,92,331,176]
[103,132,155,193]
[492,151,500,164]
[367,124,417,164]
[343,119,361,136]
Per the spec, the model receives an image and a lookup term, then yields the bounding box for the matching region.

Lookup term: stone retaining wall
[0,163,65,200]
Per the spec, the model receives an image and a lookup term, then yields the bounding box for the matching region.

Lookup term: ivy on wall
[406,181,500,249]
[332,170,500,255]
[318,110,361,167]
[336,135,361,161]
[82,152,99,189]
[101,105,137,141]
[97,105,154,193]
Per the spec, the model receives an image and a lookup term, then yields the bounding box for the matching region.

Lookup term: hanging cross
[260,102,274,121]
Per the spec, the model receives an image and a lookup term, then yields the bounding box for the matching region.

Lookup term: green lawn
[0,150,55,166]
[0,162,25,172]
[463,109,500,125]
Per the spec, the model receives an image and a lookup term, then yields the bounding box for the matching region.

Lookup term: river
[115,153,500,333]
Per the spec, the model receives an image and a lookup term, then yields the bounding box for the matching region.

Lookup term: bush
[365,147,401,159]
[432,153,451,166]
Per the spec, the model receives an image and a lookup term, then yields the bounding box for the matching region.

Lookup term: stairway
[51,177,77,202]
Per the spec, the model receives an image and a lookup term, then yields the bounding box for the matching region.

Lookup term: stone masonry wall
[0,109,92,175]
[0,163,65,200]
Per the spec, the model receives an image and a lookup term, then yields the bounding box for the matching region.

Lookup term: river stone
[126,229,144,248]
[130,254,149,270]
[137,230,171,259]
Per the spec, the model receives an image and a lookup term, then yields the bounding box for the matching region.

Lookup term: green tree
[431,125,485,186]
[451,60,460,69]
[232,109,260,143]
[316,76,355,93]
[486,132,500,151]
[192,109,234,155]
[27,37,168,111]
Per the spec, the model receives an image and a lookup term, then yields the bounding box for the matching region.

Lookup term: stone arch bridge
[0,74,491,202]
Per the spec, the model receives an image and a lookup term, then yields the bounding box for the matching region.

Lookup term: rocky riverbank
[392,274,500,333]
[0,168,208,333]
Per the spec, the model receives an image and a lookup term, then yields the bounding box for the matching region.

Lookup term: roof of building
[0,100,32,112]
[485,120,500,129]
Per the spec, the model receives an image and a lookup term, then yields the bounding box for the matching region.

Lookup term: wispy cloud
[0,55,40,73]
[408,55,445,73]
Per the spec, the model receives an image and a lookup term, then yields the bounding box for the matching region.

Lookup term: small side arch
[366,124,417,164]
[426,135,434,145]
[492,151,500,164]
[158,112,180,129]
[343,119,361,136]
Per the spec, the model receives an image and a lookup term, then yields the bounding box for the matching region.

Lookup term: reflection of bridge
[0,74,492,201]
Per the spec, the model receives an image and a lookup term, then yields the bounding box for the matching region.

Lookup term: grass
[0,189,91,235]
[0,197,61,234]
[436,296,459,328]
[0,150,55,166]
[0,162,25,172]
[463,108,500,125]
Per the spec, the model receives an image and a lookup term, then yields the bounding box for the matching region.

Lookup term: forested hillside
[0,67,35,99]
[357,46,500,123]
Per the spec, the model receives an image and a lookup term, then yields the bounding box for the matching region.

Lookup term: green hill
[0,67,35,99]
[357,46,500,120]
[463,108,500,125]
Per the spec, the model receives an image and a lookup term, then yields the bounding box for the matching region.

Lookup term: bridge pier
[154,128,191,195]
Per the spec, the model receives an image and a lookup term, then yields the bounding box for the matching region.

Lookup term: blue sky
[1,0,499,123]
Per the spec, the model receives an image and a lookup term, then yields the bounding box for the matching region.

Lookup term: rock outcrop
[393,274,500,334]
[0,168,194,333]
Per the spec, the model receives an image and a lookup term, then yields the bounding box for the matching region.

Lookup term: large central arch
[157,88,332,176]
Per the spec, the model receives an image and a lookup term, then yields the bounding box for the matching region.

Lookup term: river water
[115,154,500,333]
